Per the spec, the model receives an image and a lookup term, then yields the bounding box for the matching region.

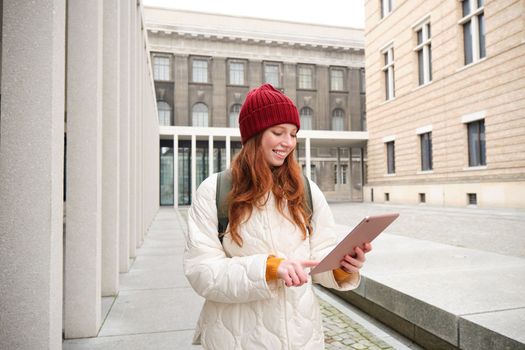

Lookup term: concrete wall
[0,0,159,348]
[364,0,525,209]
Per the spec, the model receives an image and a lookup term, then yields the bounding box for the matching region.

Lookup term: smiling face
[260,123,298,167]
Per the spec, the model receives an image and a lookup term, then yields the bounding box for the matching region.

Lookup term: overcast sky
[143,0,365,28]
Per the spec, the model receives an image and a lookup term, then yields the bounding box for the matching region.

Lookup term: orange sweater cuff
[333,268,354,284]
[266,256,284,281]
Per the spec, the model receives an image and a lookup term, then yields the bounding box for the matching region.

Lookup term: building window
[334,164,348,185]
[298,65,314,89]
[467,193,477,205]
[332,109,345,131]
[302,164,317,183]
[229,61,245,85]
[415,21,432,85]
[460,0,485,65]
[381,0,393,18]
[419,193,426,203]
[264,63,280,87]
[192,103,208,127]
[420,132,433,171]
[300,107,313,130]
[192,59,208,83]
[157,101,172,126]
[467,119,486,166]
[386,141,395,174]
[229,104,241,128]
[330,68,344,91]
[153,55,171,81]
[382,46,395,100]
[384,192,390,202]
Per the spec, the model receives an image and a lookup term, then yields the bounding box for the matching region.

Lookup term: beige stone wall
[364,0,525,209]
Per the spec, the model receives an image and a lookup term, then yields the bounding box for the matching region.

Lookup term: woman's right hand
[277,260,319,287]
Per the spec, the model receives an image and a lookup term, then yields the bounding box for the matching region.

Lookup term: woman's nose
[280,134,295,147]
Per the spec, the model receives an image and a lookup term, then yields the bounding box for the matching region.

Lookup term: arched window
[229,104,241,128]
[157,101,172,126]
[192,103,208,127]
[332,108,345,131]
[300,107,313,130]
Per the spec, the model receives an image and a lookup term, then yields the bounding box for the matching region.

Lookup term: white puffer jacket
[184,174,360,350]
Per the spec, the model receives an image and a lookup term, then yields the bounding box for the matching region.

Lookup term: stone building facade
[144,7,368,206]
[364,0,525,209]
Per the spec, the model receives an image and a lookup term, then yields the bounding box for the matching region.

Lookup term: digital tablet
[309,213,399,275]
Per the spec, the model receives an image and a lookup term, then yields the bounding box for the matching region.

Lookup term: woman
[184,83,371,349]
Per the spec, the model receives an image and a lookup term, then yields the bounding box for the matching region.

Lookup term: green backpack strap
[215,169,313,244]
[216,169,232,243]
[302,174,313,219]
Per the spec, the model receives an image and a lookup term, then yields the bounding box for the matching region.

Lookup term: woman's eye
[272,131,282,136]
[291,134,297,138]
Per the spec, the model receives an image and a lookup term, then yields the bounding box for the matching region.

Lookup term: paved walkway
[63,203,525,349]
[63,206,416,350]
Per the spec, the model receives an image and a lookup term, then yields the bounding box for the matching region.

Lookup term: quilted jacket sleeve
[308,180,361,291]
[183,174,277,304]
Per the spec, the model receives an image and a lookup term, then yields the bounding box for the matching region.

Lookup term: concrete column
[135,6,143,248]
[305,138,312,180]
[128,0,137,258]
[212,57,226,126]
[360,147,365,189]
[191,135,197,201]
[336,147,342,186]
[0,1,65,349]
[64,0,104,338]
[349,147,353,199]
[102,0,120,296]
[173,134,179,209]
[209,135,214,175]
[174,55,189,125]
[119,0,131,273]
[226,135,231,168]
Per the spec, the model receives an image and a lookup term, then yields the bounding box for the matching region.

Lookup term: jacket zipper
[265,195,292,350]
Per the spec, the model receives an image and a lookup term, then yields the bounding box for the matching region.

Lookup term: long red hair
[227,133,312,246]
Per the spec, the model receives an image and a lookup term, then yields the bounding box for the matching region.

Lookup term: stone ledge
[331,277,525,350]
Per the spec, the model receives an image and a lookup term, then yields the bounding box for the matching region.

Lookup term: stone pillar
[226,135,231,168]
[128,0,137,258]
[349,147,353,199]
[209,135,214,175]
[136,6,143,247]
[64,0,104,338]
[102,0,120,296]
[0,1,65,349]
[191,134,197,201]
[173,134,179,209]
[248,60,262,89]
[174,55,189,126]
[283,63,297,101]
[305,138,312,180]
[336,147,342,190]
[119,0,131,273]
[212,57,226,126]
[317,65,329,130]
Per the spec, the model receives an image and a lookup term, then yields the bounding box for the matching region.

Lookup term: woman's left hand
[340,242,372,273]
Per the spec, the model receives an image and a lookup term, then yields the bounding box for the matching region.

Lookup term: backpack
[215,169,313,243]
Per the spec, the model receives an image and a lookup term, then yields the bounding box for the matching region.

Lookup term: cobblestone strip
[320,298,394,350]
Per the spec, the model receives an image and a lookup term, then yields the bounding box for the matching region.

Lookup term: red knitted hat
[239,84,300,144]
